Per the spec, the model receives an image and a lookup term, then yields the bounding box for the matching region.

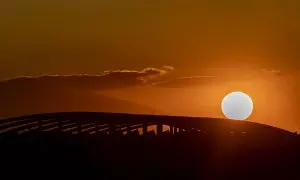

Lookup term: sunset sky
[1,0,300,132]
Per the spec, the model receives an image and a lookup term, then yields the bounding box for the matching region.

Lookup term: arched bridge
[0,112,294,137]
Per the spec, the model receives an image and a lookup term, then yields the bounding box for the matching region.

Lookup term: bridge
[0,112,293,137]
[0,112,299,179]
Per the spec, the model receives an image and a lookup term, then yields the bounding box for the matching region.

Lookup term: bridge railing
[0,112,295,138]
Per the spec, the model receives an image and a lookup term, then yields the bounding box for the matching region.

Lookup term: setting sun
[221,91,253,120]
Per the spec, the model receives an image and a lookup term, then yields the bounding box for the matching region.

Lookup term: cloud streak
[0,66,174,118]
[260,69,282,76]
[0,66,174,91]
[151,69,285,88]
[152,76,216,88]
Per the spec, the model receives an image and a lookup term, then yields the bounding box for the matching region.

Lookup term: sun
[221,91,253,120]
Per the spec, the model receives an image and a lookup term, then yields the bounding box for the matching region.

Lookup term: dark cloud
[0,67,173,118]
[1,66,174,91]
[152,76,216,88]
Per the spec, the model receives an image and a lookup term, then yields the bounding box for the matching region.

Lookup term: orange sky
[100,70,299,132]
[0,0,300,132]
[1,0,300,78]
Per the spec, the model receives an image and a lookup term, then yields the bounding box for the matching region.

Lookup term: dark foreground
[1,130,299,179]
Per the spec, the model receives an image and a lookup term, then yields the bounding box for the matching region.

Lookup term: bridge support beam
[143,123,147,135]
[127,124,131,135]
[157,124,163,135]
[38,119,42,132]
[170,125,174,135]
[78,122,82,133]
[94,121,98,134]
[58,120,62,131]
[109,124,116,135]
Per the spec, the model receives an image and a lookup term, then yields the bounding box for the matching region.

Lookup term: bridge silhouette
[0,112,294,137]
[0,112,299,179]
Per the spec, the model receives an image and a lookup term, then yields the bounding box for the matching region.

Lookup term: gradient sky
[1,0,300,78]
[1,0,300,131]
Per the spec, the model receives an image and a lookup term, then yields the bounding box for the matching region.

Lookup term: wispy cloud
[1,66,175,90]
[152,76,216,88]
[260,69,282,76]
